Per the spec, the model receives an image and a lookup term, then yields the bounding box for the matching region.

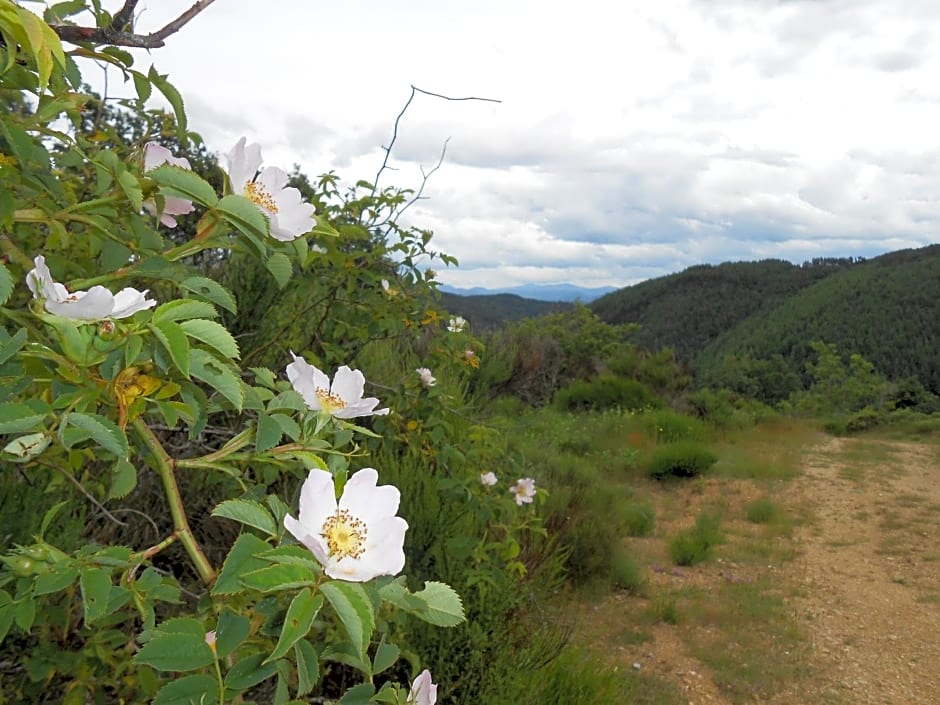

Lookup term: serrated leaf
[179,318,239,359]
[151,319,190,378]
[215,609,250,659]
[239,563,317,593]
[0,263,12,306]
[269,413,300,442]
[80,567,111,625]
[265,252,292,289]
[131,69,152,103]
[108,458,137,499]
[0,402,47,434]
[117,169,143,211]
[294,639,319,696]
[224,654,279,691]
[266,588,322,663]
[216,194,269,240]
[412,581,465,627]
[212,499,277,537]
[212,533,270,595]
[190,349,244,410]
[149,164,217,208]
[135,632,215,672]
[255,413,282,452]
[62,412,128,458]
[33,566,78,595]
[180,276,236,314]
[149,66,188,136]
[372,640,399,674]
[339,682,376,705]
[320,581,374,657]
[153,617,206,637]
[152,298,217,323]
[152,675,218,705]
[0,591,13,645]
[258,545,321,572]
[14,597,35,632]
[0,328,27,365]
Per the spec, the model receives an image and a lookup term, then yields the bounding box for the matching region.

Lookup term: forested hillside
[696,245,940,393]
[590,258,858,362]
[440,291,571,330]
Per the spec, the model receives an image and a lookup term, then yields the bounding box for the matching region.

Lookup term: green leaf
[135,632,215,672]
[215,609,250,659]
[258,545,321,572]
[212,499,277,537]
[152,298,217,323]
[0,591,13,645]
[14,597,35,631]
[265,252,293,289]
[224,653,278,691]
[39,500,69,539]
[239,563,316,593]
[117,169,143,211]
[130,69,152,103]
[320,581,375,657]
[62,412,129,458]
[269,413,300,442]
[0,402,47,434]
[152,675,218,705]
[294,639,319,696]
[149,66,188,136]
[266,588,322,663]
[212,533,270,595]
[0,263,12,306]
[108,458,137,499]
[339,683,376,705]
[372,640,400,675]
[151,319,191,378]
[0,328,27,364]
[190,349,244,410]
[216,194,269,240]
[255,413,283,452]
[180,276,237,314]
[33,566,78,595]
[179,318,239,359]
[149,164,218,208]
[80,567,111,625]
[412,581,465,627]
[154,617,207,638]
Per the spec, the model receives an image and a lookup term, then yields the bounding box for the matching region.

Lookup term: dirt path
[574,434,940,705]
[779,436,940,705]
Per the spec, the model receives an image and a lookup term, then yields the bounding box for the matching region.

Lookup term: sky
[77,0,940,289]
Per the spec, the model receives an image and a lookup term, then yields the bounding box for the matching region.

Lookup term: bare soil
[574,434,940,705]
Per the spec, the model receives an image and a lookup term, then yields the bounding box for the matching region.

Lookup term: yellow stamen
[316,387,347,413]
[321,509,367,560]
[244,180,279,214]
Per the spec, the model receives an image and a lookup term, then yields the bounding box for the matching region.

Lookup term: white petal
[356,515,407,579]
[110,288,157,318]
[225,137,263,193]
[286,353,330,411]
[26,255,62,302]
[330,366,366,403]
[45,286,115,320]
[283,514,330,566]
[340,468,400,520]
[296,467,336,533]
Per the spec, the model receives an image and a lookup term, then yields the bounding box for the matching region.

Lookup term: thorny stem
[132,418,216,586]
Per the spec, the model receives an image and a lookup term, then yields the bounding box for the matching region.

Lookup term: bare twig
[39,461,127,527]
[51,0,217,48]
[371,84,501,198]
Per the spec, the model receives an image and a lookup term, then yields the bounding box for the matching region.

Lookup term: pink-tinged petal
[357,515,407,576]
[164,195,195,217]
[225,137,263,193]
[110,288,157,318]
[330,365,366,402]
[333,397,388,419]
[144,142,191,171]
[45,286,115,320]
[408,669,437,705]
[256,165,289,193]
[160,212,178,228]
[340,468,400,519]
[283,514,330,565]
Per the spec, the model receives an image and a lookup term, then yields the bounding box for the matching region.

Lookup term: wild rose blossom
[26,255,156,321]
[406,669,437,705]
[286,352,389,418]
[284,467,407,582]
[480,471,497,486]
[415,367,437,388]
[143,142,196,227]
[509,477,536,506]
[447,316,467,333]
[225,137,315,241]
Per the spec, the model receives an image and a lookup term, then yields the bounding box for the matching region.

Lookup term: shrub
[641,408,707,443]
[646,442,718,480]
[554,374,660,412]
[669,512,723,566]
[622,500,656,536]
[610,547,646,594]
[745,496,779,524]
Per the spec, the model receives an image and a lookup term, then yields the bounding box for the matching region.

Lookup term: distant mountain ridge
[440,283,616,302]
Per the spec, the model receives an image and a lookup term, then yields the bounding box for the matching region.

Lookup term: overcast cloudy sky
[86,0,940,289]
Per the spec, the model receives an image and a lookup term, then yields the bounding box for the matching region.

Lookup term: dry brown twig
[49,0,217,48]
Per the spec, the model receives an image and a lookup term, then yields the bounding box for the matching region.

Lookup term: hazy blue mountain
[440,283,617,302]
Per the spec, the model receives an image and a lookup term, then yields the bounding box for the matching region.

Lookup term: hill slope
[440,292,571,330]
